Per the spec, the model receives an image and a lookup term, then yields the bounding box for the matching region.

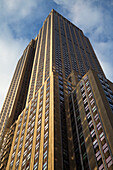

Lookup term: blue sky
[0,0,113,110]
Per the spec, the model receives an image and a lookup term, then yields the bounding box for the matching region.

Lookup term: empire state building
[0,9,113,170]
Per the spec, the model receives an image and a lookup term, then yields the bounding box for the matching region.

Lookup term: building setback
[0,9,113,170]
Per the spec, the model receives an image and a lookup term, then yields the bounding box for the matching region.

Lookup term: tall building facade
[0,9,113,170]
[0,40,36,148]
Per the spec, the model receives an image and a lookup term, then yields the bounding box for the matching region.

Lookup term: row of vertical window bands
[33,122,43,166]
[58,76,70,168]
[33,87,44,169]
[43,112,49,169]
[22,111,39,168]
[80,83,104,168]
[85,79,113,168]
[0,130,15,164]
[34,121,41,167]
[98,75,113,112]
[59,76,64,103]
[69,97,83,169]
[10,91,39,168]
[10,110,25,161]
[74,93,89,159]
[74,97,89,169]
[67,81,72,94]
[42,95,50,170]
[10,120,24,167]
[21,105,36,169]
[82,77,113,168]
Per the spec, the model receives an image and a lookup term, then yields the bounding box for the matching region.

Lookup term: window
[27,153,31,160]
[12,152,15,158]
[17,130,20,135]
[30,136,33,142]
[87,112,91,119]
[26,134,30,140]
[90,99,94,105]
[46,98,49,103]
[60,96,64,101]
[104,147,108,153]
[38,119,41,125]
[32,115,36,121]
[97,122,101,128]
[87,86,91,92]
[43,150,47,159]
[31,122,35,127]
[108,160,113,168]
[97,154,101,161]
[88,92,92,98]
[38,113,42,119]
[28,144,32,151]
[22,159,26,166]
[44,141,48,148]
[36,134,40,141]
[45,124,48,131]
[45,116,48,123]
[10,160,14,167]
[19,143,22,149]
[106,156,112,164]
[25,141,29,148]
[82,92,86,98]
[85,81,89,86]
[39,107,42,112]
[23,122,26,127]
[44,131,48,139]
[34,162,38,169]
[59,84,63,89]
[94,114,99,121]
[16,159,19,167]
[15,137,18,143]
[36,142,39,150]
[45,110,49,116]
[14,144,17,150]
[35,152,39,159]
[43,161,47,169]
[20,136,23,141]
[37,126,41,132]
[46,104,49,109]
[24,150,27,156]
[96,150,100,157]
[92,106,97,112]
[103,143,107,150]
[17,151,21,157]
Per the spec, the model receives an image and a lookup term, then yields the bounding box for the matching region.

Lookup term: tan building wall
[69,70,113,169]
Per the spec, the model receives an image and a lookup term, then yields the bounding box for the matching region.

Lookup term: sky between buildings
[0,0,113,110]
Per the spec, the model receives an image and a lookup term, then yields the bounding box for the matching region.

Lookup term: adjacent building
[0,9,113,170]
[0,40,36,149]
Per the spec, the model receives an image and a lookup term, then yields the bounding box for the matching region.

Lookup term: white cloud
[1,0,40,20]
[70,1,102,32]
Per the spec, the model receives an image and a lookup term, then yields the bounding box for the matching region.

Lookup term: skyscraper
[0,40,36,148]
[0,9,113,169]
